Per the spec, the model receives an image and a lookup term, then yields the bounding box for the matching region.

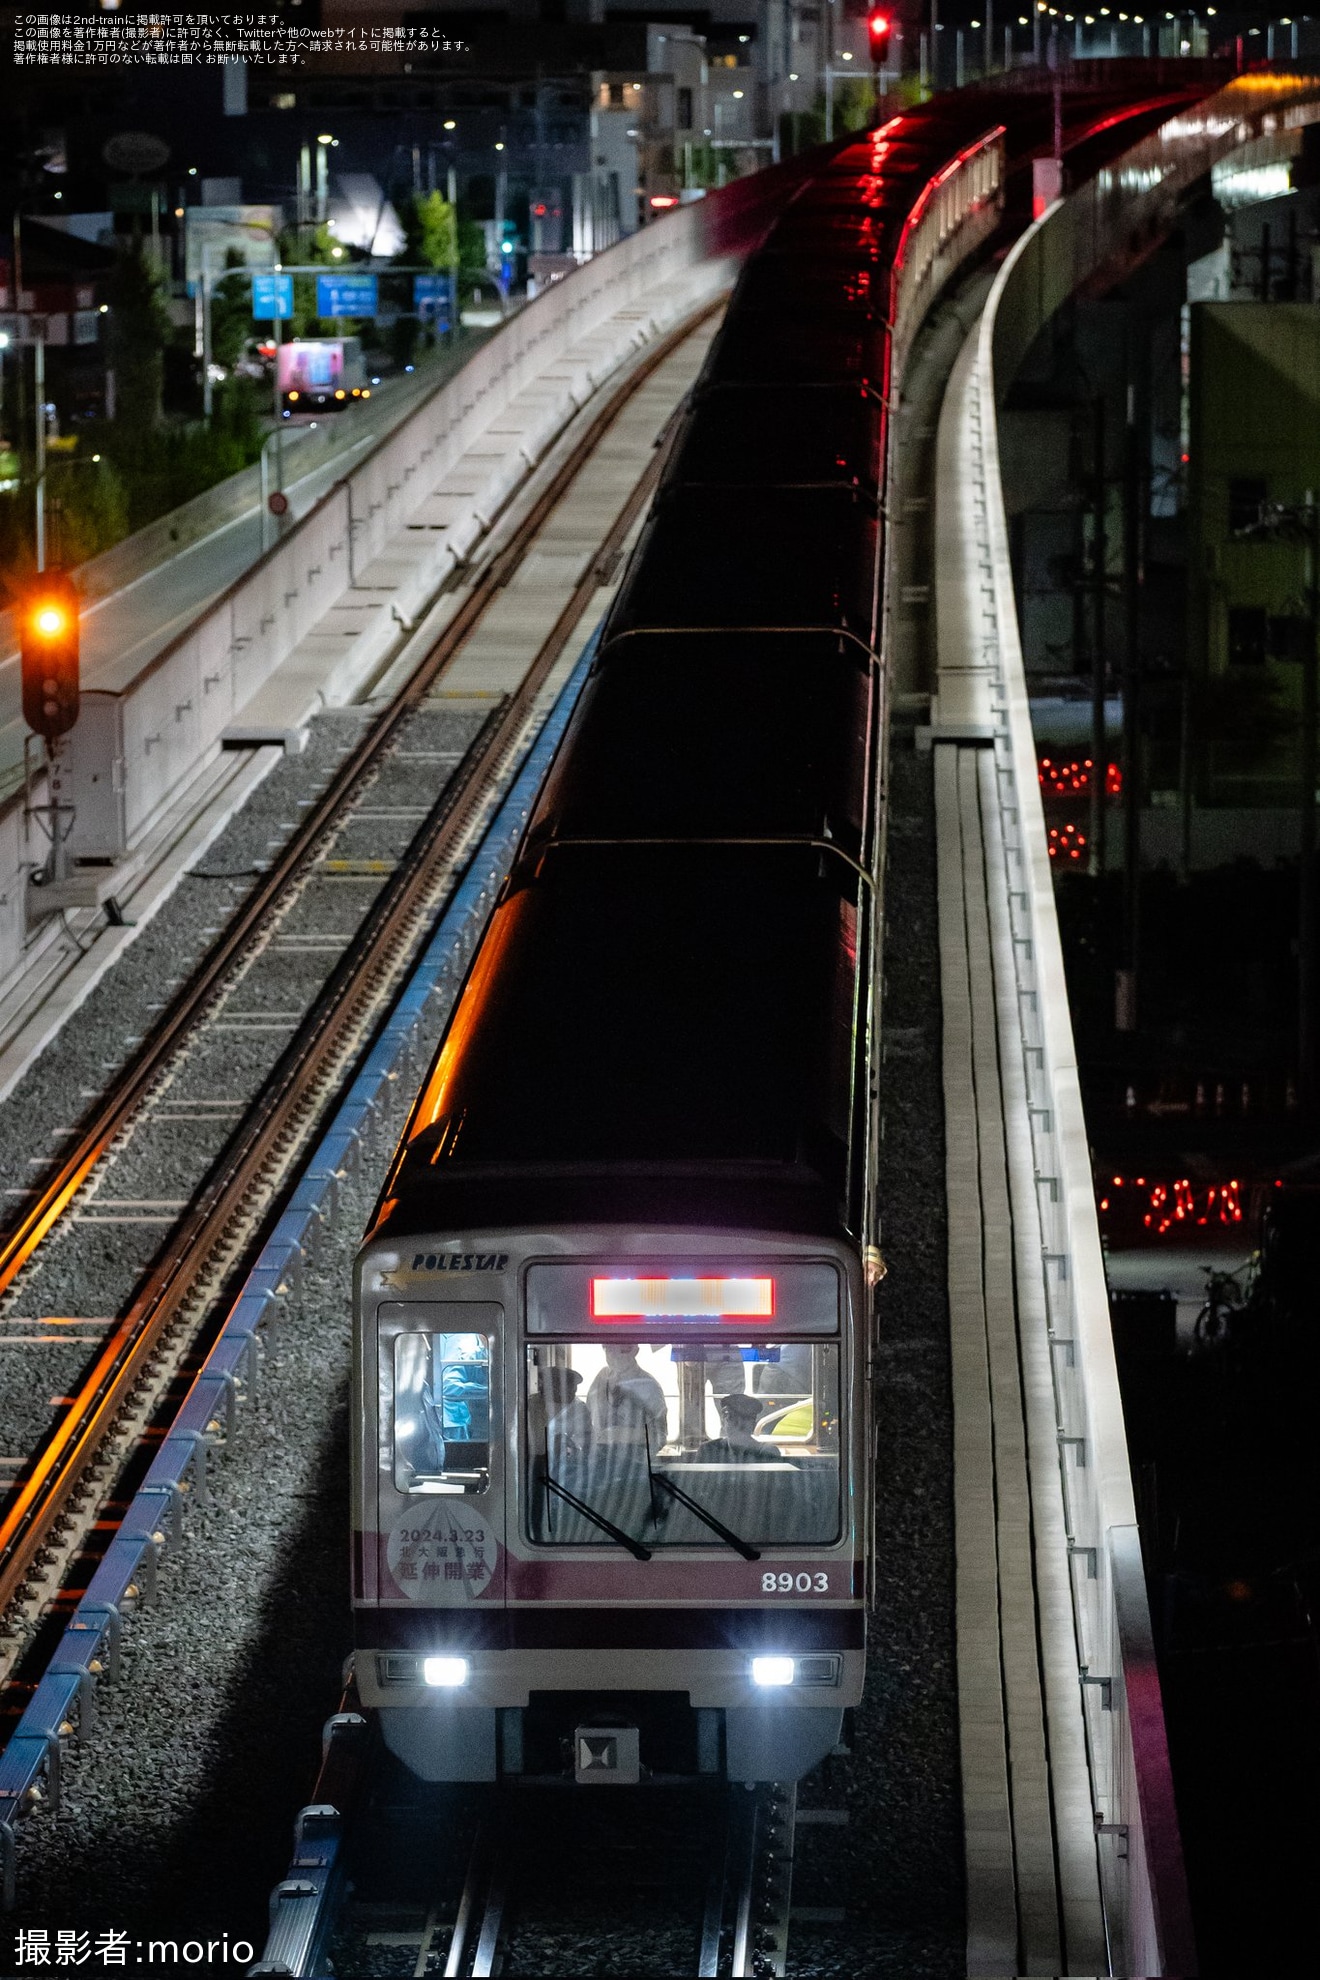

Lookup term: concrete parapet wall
[0,192,774,1005]
[926,73,1320,1974]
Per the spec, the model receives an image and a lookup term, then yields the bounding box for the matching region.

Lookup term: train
[347,87,1173,1789]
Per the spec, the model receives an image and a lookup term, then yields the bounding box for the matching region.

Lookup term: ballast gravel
[1,738,963,1979]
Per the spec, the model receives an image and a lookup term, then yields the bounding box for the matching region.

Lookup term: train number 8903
[762,1571,829,1594]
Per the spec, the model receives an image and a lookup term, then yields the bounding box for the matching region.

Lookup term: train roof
[523,633,875,868]
[371,843,870,1244]
[664,386,883,498]
[729,256,885,320]
[604,489,878,648]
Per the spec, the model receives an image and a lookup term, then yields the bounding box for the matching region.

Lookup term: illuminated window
[526,1340,841,1547]
[393,1332,492,1495]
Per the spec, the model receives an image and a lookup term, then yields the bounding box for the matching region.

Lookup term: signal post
[20,571,80,894]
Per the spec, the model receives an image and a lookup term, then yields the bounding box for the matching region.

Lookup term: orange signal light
[20,571,80,742]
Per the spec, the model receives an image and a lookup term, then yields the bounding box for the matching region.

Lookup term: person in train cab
[587,1341,669,1451]
[542,1364,593,1466]
[695,1390,783,1464]
[431,1334,490,1448]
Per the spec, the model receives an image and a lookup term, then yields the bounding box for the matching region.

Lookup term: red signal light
[867,11,892,64]
[20,571,80,742]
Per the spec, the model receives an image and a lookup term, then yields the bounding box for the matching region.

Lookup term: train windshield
[525,1341,840,1547]
[394,1332,491,1495]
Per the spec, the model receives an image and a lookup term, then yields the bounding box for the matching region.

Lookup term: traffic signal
[867,11,892,66]
[20,572,80,741]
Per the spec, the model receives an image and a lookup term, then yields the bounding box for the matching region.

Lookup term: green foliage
[681,142,721,190]
[101,376,267,534]
[458,217,488,276]
[106,242,172,432]
[0,450,132,580]
[212,248,254,370]
[0,377,272,579]
[400,190,458,270]
[280,224,353,335]
[778,108,827,157]
[808,77,877,140]
[50,455,132,567]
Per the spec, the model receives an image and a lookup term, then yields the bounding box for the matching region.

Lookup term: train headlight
[422,1656,469,1688]
[751,1656,795,1688]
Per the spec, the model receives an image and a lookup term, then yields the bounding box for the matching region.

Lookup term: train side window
[393,1332,492,1495]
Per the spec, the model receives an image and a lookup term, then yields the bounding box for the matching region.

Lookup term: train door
[377,1300,507,1609]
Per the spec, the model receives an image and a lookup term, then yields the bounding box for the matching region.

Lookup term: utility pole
[1300,494,1319,1111]
[201,249,214,422]
[33,324,46,573]
[1117,374,1144,1032]
[448,165,460,342]
[1090,395,1107,877]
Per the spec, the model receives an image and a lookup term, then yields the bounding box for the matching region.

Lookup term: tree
[458,217,489,276]
[400,189,458,271]
[211,248,253,370]
[106,243,172,432]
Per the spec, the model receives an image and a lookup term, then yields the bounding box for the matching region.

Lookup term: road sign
[316,272,378,318]
[413,274,451,318]
[252,272,294,319]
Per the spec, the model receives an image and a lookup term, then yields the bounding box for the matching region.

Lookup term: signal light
[867,11,891,65]
[20,572,80,742]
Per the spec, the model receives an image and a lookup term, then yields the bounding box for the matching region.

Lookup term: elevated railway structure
[1,62,1314,1978]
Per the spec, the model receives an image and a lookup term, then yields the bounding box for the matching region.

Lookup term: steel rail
[0,300,713,1306]
[710,1783,797,1980]
[0,301,711,1628]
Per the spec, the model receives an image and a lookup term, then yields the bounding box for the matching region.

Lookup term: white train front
[353,1237,868,1784]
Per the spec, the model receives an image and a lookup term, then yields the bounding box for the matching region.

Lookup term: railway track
[433,1783,798,1978]
[0,298,719,1723]
[256,1728,801,1980]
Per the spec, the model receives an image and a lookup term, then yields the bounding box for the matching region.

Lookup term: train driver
[587,1341,669,1452]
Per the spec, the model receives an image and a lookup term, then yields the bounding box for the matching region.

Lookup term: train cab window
[525,1341,841,1548]
[393,1332,492,1494]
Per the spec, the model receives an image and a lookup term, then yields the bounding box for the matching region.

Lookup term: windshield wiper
[644,1425,760,1562]
[542,1465,652,1562]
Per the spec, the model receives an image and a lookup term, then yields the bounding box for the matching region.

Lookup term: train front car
[352,687,878,1785]
[350,112,976,1789]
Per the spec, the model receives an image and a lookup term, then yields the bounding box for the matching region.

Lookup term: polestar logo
[411,1252,510,1272]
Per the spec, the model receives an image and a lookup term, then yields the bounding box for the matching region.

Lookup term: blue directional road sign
[316,272,379,317]
[251,272,294,319]
[413,274,451,315]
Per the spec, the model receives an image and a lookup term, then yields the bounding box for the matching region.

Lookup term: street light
[315,135,337,223]
[197,215,282,422]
